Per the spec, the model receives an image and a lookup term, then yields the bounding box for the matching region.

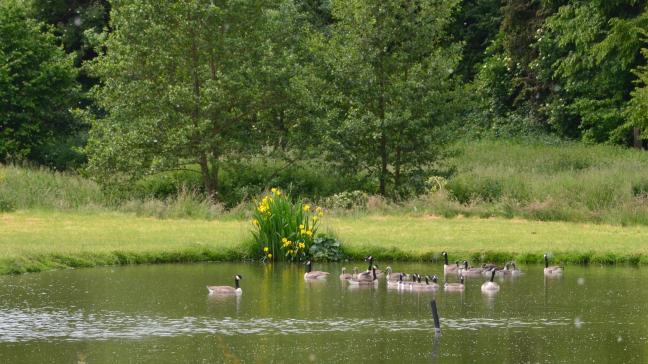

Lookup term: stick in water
[430,299,441,335]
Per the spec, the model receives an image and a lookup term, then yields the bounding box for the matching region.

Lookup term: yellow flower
[263,246,269,252]
[313,216,318,223]
[306,230,313,237]
[300,229,306,235]
[267,253,272,258]
[298,242,305,249]
[299,224,304,230]
[282,237,288,243]
[303,204,311,212]
[252,219,259,226]
[288,250,293,254]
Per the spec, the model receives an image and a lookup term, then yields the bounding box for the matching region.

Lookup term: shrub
[251,188,325,262]
[309,235,344,261]
[323,190,369,209]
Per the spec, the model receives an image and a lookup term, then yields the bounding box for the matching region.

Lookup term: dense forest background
[1,0,647,206]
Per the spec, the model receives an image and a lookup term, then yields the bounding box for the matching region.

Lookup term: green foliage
[308,235,344,262]
[250,188,324,261]
[0,0,81,165]
[626,26,648,136]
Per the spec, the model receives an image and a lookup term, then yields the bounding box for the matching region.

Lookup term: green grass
[0,210,249,274]
[434,138,648,225]
[3,210,648,274]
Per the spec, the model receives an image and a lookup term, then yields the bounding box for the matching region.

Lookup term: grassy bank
[2,211,648,274]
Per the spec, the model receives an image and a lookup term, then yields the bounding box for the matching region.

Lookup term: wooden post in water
[430,299,441,336]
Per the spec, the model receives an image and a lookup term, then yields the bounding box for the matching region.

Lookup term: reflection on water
[0,262,646,362]
[0,307,576,342]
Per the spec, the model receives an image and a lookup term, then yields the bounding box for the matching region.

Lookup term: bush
[323,191,369,209]
[250,188,325,262]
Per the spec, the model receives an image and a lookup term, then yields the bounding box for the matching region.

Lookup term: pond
[0,262,646,362]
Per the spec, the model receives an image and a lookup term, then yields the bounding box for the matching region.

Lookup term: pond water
[0,262,647,363]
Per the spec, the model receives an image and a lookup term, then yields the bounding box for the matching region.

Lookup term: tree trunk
[380,127,388,196]
[394,143,401,193]
[633,127,642,149]
[199,153,217,201]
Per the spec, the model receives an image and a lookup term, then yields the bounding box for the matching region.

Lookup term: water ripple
[0,308,573,343]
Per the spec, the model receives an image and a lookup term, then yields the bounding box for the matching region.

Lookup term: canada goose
[500,262,522,276]
[544,254,564,276]
[426,275,440,290]
[410,275,439,291]
[357,256,375,279]
[359,256,384,278]
[207,275,242,295]
[442,252,460,274]
[385,266,406,282]
[339,267,353,280]
[348,267,378,285]
[461,261,484,276]
[387,272,403,288]
[444,275,465,291]
[481,270,500,292]
[304,261,330,280]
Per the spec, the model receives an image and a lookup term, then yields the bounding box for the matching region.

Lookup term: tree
[0,0,80,165]
[86,0,278,200]
[535,1,647,143]
[30,0,110,90]
[310,0,462,197]
[626,32,648,141]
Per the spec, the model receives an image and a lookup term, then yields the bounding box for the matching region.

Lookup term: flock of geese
[207,252,564,295]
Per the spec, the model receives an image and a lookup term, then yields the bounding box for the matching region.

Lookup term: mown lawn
[2,210,648,274]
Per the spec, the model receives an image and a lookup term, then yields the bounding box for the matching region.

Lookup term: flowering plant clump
[251,188,324,262]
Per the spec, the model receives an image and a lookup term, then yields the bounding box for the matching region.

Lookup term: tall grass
[5,137,648,226]
[0,164,104,210]
[434,139,648,225]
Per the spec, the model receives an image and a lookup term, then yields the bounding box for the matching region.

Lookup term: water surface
[0,262,646,363]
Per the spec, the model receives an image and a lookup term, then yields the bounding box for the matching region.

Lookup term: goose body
[461,261,484,276]
[348,267,378,285]
[410,275,439,291]
[304,261,330,280]
[544,254,563,276]
[444,275,465,291]
[359,256,384,279]
[481,270,500,292]
[339,267,353,280]
[207,275,242,295]
[442,252,461,274]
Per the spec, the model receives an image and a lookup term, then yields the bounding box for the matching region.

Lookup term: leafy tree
[449,0,502,81]
[0,0,80,166]
[87,0,272,199]
[535,1,647,142]
[626,31,648,139]
[309,0,462,197]
[30,0,110,89]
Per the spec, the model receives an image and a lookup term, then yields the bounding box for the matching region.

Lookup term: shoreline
[3,210,648,274]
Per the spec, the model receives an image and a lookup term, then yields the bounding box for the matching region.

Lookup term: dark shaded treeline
[1,0,646,201]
